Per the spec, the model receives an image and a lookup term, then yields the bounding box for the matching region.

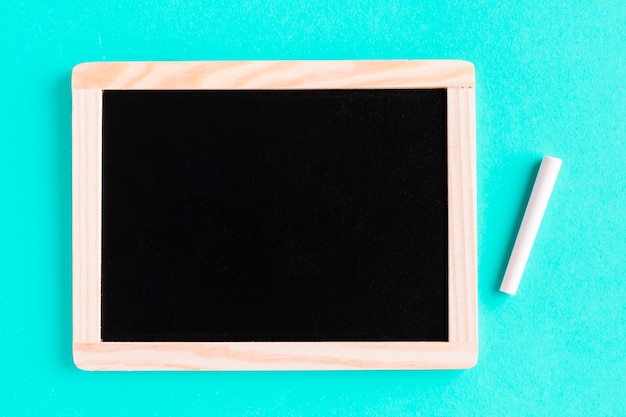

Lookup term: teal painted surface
[1,1,624,415]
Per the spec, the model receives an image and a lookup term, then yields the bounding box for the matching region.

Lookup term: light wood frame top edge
[72,60,474,90]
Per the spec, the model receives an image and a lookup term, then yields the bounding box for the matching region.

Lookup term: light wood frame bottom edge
[73,341,478,371]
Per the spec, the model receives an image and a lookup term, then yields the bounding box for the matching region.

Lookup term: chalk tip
[499,286,517,296]
[542,155,562,166]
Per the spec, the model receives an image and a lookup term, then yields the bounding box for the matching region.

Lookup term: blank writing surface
[101,89,448,342]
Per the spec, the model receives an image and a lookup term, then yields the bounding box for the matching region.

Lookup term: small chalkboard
[72,61,477,370]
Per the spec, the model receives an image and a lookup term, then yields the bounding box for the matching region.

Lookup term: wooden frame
[72,60,477,370]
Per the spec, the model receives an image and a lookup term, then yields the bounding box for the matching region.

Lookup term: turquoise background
[1,0,625,415]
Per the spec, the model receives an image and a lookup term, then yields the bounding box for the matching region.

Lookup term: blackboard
[101,89,448,342]
[72,61,477,370]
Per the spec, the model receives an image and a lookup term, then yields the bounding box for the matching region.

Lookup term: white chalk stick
[500,156,562,295]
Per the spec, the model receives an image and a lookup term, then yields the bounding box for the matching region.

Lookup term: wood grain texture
[72,89,102,344]
[72,60,475,90]
[447,87,478,345]
[74,342,478,370]
[72,60,477,370]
